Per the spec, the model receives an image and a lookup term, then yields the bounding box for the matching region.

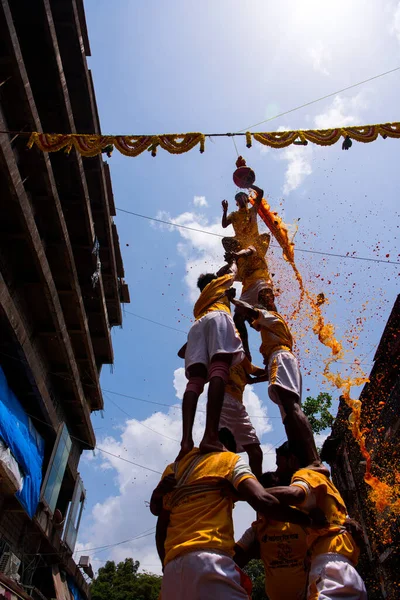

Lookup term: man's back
[193,274,233,320]
[257,517,307,600]
[291,467,359,563]
[162,449,255,566]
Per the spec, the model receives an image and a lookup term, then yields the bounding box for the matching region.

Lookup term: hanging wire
[239,65,400,131]
[231,135,240,157]
[115,207,400,266]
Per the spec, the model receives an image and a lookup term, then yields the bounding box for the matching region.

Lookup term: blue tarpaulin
[0,367,44,518]
[68,576,84,600]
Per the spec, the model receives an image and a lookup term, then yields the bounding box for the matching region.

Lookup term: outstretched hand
[222,200,228,211]
[224,251,238,264]
[250,184,264,197]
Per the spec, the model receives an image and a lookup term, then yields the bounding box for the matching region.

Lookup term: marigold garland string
[25,121,400,158]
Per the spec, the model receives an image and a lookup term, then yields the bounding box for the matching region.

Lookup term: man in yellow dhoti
[221,184,267,253]
[225,239,275,360]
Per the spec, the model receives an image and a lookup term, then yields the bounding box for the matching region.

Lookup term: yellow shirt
[229,206,259,247]
[291,468,359,564]
[193,274,233,320]
[225,357,260,403]
[237,517,308,600]
[252,309,293,362]
[237,248,271,293]
[161,449,255,566]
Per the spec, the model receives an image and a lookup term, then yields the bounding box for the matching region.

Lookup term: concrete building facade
[0,1,129,598]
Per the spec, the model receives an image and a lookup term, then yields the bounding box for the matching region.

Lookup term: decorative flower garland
[27,132,206,157]
[26,121,400,158]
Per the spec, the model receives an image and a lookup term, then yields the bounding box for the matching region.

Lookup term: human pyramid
[150,159,367,600]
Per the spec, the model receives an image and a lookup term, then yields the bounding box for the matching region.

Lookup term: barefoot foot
[199,437,226,455]
[175,441,194,462]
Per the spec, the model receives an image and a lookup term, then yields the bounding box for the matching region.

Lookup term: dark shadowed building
[0,1,129,599]
[326,295,400,599]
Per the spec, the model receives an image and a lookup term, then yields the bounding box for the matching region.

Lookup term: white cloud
[155,210,226,301]
[307,41,331,76]
[280,91,369,195]
[313,92,368,130]
[257,144,270,155]
[149,210,176,232]
[77,368,274,575]
[193,195,208,207]
[281,145,313,195]
[390,1,400,43]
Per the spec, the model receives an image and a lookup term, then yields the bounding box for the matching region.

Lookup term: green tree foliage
[90,558,161,600]
[244,559,269,600]
[302,392,335,435]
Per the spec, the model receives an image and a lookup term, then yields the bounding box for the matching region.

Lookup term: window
[41,424,72,513]
[63,476,85,553]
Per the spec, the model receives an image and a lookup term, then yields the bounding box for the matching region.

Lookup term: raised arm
[249,185,264,211]
[221,200,231,228]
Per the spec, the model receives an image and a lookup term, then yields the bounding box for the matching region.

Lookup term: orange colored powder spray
[251,196,400,516]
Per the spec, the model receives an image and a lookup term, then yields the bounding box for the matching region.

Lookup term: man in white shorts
[231,296,320,467]
[177,261,245,459]
[152,447,322,600]
[219,356,265,478]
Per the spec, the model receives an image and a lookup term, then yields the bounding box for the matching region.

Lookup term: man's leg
[177,363,207,460]
[233,312,251,360]
[258,287,277,312]
[269,351,320,466]
[199,353,233,454]
[243,443,263,480]
[278,391,320,466]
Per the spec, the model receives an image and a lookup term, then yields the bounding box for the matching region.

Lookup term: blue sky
[75,0,400,574]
